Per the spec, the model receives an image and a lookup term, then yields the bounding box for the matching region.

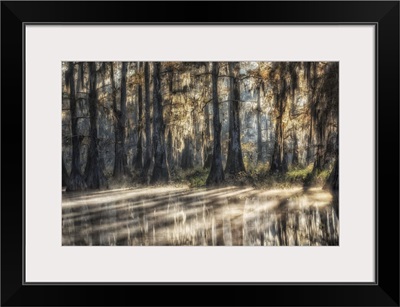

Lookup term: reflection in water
[62,187,339,246]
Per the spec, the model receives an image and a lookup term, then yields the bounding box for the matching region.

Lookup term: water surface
[62,186,339,246]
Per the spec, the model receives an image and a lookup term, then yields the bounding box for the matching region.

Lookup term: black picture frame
[1,1,399,306]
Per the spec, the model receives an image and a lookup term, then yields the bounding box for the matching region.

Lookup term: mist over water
[62,186,339,246]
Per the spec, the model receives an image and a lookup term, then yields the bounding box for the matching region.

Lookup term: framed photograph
[1,1,399,306]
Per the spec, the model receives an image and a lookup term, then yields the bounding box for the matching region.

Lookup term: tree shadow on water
[62,186,339,246]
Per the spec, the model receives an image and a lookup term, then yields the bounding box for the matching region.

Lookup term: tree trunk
[256,86,263,164]
[77,62,85,92]
[165,69,175,170]
[134,62,143,170]
[270,91,287,173]
[292,127,299,166]
[85,62,107,189]
[325,135,339,216]
[313,62,338,174]
[206,62,224,185]
[307,62,318,168]
[202,63,212,169]
[326,157,338,189]
[192,109,198,166]
[306,116,313,165]
[66,62,86,192]
[167,129,174,170]
[141,62,152,182]
[62,152,69,187]
[265,114,269,161]
[313,109,328,173]
[112,62,130,179]
[313,140,324,172]
[203,102,213,169]
[181,137,194,170]
[150,62,170,183]
[225,62,245,175]
[271,118,282,172]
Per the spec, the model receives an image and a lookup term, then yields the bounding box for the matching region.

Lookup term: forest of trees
[62,61,338,207]
[62,61,339,246]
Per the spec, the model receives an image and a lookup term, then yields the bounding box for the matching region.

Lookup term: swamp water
[62,186,339,246]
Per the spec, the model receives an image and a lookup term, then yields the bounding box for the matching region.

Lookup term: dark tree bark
[66,62,86,192]
[256,86,263,164]
[270,110,284,172]
[112,62,130,179]
[181,137,194,170]
[270,80,288,173]
[203,64,213,169]
[326,156,338,210]
[265,114,269,160]
[166,129,174,169]
[306,62,316,166]
[325,135,339,216]
[225,62,245,175]
[150,62,169,183]
[165,68,175,170]
[134,62,143,170]
[62,152,69,187]
[203,105,212,168]
[85,62,107,189]
[306,117,313,165]
[203,102,213,168]
[191,108,198,166]
[77,62,85,92]
[76,62,86,114]
[292,128,299,166]
[141,62,152,182]
[330,158,339,207]
[312,62,338,174]
[313,110,327,173]
[311,62,326,173]
[206,62,224,185]
[289,67,299,167]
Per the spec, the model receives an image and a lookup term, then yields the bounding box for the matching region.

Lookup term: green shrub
[175,166,209,188]
[286,165,313,182]
[169,162,332,189]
